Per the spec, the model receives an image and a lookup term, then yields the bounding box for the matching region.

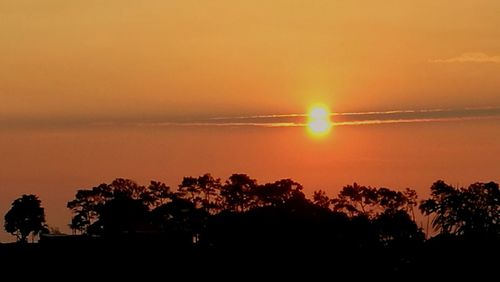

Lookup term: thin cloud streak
[430,52,500,63]
[210,114,307,120]
[333,116,500,126]
[135,115,500,128]
[333,108,448,116]
[135,122,303,128]
[210,108,449,120]
[3,106,499,129]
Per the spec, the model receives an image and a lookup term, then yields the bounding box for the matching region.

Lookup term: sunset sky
[1,0,500,241]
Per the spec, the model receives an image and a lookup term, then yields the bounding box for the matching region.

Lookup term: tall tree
[67,183,113,233]
[331,183,417,219]
[331,183,379,217]
[178,173,222,214]
[255,179,305,207]
[151,196,207,243]
[67,178,171,235]
[147,181,173,207]
[374,210,424,244]
[220,174,257,212]
[420,180,500,236]
[4,194,47,243]
[312,190,331,209]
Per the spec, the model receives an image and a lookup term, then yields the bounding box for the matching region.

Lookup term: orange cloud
[430,52,500,63]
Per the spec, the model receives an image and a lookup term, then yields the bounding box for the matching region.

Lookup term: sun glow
[307,105,332,137]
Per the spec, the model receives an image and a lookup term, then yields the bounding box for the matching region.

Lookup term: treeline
[5,174,499,242]
[2,174,499,277]
[64,175,426,245]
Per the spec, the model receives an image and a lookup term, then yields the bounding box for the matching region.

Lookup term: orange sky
[1,0,500,241]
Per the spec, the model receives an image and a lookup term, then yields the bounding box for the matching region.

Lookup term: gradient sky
[1,0,500,241]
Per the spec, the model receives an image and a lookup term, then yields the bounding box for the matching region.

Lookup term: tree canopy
[420,180,500,236]
[4,194,47,243]
[3,175,499,277]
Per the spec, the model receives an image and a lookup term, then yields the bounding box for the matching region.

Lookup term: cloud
[211,108,448,120]
[137,115,500,128]
[430,52,500,63]
[3,107,500,129]
[332,116,500,126]
[135,122,303,128]
[129,107,500,128]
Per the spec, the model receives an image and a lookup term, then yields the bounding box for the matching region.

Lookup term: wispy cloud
[4,107,500,129]
[135,122,303,128]
[210,114,306,120]
[129,107,500,128]
[333,116,500,127]
[430,52,500,63]
[211,108,449,121]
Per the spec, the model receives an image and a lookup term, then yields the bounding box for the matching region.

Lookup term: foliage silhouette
[312,189,330,209]
[4,194,47,243]
[151,196,207,243]
[220,174,258,212]
[420,180,500,236]
[67,178,169,235]
[178,173,222,214]
[331,183,418,219]
[374,210,424,244]
[2,174,496,277]
[254,178,305,207]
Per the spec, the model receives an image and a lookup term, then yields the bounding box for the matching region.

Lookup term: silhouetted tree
[7,175,499,277]
[147,181,173,207]
[220,174,257,212]
[178,177,199,202]
[331,183,378,217]
[403,188,418,221]
[4,194,47,243]
[312,190,331,209]
[151,196,207,243]
[377,187,418,217]
[178,173,222,214]
[67,178,170,235]
[95,194,150,235]
[255,179,305,207]
[67,183,112,233]
[70,213,90,234]
[329,184,422,245]
[420,180,500,236]
[374,210,424,244]
[331,183,418,219]
[463,182,500,235]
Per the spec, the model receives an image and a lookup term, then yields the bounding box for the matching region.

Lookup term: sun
[307,104,332,137]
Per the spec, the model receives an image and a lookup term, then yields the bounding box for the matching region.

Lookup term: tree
[330,184,422,244]
[312,190,331,209]
[67,183,112,233]
[4,194,47,243]
[178,173,222,214]
[331,183,378,217]
[255,179,305,207]
[147,181,173,207]
[220,174,258,212]
[151,194,211,244]
[420,180,500,236]
[67,178,171,235]
[95,194,150,235]
[374,210,424,244]
[331,183,417,219]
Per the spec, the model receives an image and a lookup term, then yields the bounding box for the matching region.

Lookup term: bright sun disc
[307,105,332,137]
